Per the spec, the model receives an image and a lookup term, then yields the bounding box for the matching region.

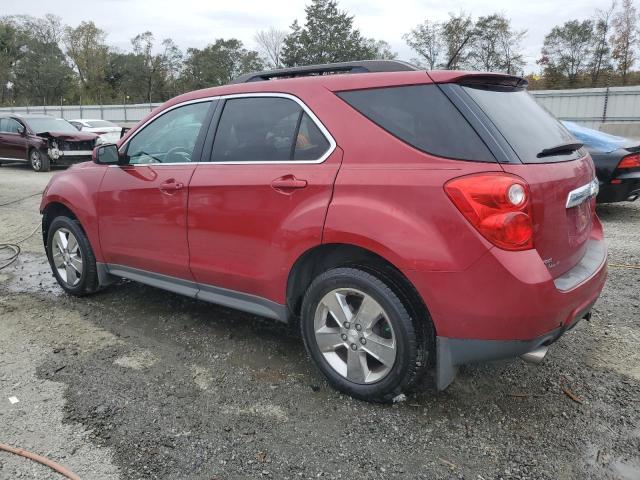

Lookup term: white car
[69,119,122,144]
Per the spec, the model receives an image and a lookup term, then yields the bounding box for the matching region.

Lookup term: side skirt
[99,263,289,323]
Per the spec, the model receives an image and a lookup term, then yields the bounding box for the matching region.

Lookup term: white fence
[0,103,161,125]
[530,85,640,128]
[2,85,640,130]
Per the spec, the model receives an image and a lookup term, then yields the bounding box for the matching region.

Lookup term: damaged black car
[0,113,99,172]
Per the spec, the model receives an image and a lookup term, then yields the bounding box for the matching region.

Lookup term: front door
[98,100,214,279]
[188,95,341,304]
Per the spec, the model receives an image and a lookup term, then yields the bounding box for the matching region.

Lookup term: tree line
[0,0,639,107]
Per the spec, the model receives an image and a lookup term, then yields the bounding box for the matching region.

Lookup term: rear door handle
[159,179,184,193]
[271,175,308,192]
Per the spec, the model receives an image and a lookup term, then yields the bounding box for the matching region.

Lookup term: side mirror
[93,144,121,165]
[17,124,26,135]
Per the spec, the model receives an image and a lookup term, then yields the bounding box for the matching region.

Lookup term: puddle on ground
[0,253,62,296]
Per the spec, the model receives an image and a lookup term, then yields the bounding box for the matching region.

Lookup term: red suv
[40,61,607,402]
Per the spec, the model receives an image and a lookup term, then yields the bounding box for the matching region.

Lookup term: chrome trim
[105,263,289,322]
[116,92,336,166]
[60,150,94,157]
[0,156,26,162]
[566,178,599,208]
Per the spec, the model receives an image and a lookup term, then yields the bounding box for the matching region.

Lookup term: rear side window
[211,97,331,162]
[337,85,494,162]
[462,86,582,163]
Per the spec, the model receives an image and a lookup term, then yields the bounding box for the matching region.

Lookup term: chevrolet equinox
[40,61,607,402]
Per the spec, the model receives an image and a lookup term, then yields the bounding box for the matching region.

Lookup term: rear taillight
[618,153,640,169]
[445,173,534,251]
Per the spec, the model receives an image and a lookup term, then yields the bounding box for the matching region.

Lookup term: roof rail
[231,60,420,84]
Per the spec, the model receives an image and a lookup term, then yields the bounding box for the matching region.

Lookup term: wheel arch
[42,202,81,253]
[286,243,435,352]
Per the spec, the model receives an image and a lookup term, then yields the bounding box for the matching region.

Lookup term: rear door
[188,94,341,303]
[98,100,214,279]
[458,82,597,277]
[0,118,28,160]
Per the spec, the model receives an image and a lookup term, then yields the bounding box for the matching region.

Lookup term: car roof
[0,113,59,120]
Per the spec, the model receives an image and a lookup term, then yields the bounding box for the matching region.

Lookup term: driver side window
[126,101,212,164]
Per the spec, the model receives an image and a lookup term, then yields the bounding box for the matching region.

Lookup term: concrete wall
[0,103,161,126]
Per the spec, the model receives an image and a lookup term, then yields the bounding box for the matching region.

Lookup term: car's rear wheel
[30,148,50,172]
[46,216,99,295]
[301,267,424,402]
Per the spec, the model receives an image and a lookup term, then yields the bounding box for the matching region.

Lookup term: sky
[3,0,611,73]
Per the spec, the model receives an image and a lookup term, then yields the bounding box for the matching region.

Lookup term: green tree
[64,21,109,102]
[7,15,74,105]
[611,0,638,84]
[181,39,263,89]
[403,20,442,69]
[441,12,476,69]
[471,14,525,74]
[281,0,378,66]
[538,20,595,86]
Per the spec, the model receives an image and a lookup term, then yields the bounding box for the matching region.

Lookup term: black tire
[301,267,425,402]
[29,148,50,172]
[46,216,100,296]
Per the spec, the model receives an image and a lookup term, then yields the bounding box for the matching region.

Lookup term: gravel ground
[0,162,638,480]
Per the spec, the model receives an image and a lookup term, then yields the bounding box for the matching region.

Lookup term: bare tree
[590,1,616,85]
[403,20,442,69]
[254,27,287,68]
[441,12,476,69]
[610,0,638,84]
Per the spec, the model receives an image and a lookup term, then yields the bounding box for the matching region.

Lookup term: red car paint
[40,69,607,349]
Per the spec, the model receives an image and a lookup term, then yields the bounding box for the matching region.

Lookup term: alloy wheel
[30,150,42,170]
[313,288,397,384]
[51,228,83,286]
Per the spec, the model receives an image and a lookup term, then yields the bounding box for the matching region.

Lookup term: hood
[562,121,638,153]
[36,131,98,142]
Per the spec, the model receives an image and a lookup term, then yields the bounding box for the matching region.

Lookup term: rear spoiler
[455,74,528,90]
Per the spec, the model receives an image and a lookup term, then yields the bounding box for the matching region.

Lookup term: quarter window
[338,85,495,162]
[126,101,212,164]
[211,97,330,162]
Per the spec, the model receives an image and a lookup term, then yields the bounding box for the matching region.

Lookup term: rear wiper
[537,142,583,158]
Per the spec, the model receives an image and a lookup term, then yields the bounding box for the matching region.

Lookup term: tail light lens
[618,153,640,169]
[445,173,534,251]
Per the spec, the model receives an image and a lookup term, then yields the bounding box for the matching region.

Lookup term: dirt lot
[0,163,638,480]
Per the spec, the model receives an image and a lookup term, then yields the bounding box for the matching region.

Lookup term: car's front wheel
[301,267,425,402]
[46,216,100,295]
[29,148,50,172]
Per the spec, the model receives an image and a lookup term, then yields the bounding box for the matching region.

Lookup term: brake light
[445,173,534,251]
[618,153,640,169]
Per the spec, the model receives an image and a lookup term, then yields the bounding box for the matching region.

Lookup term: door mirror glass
[94,144,120,165]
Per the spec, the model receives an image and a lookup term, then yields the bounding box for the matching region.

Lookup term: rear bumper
[597,173,640,203]
[404,229,607,389]
[436,304,593,389]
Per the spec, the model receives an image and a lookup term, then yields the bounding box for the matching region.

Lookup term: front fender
[40,164,107,261]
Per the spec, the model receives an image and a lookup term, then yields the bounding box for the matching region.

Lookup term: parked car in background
[562,121,640,203]
[69,119,123,144]
[0,113,98,172]
[40,61,607,402]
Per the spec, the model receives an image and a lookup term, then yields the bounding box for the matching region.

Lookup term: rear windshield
[337,85,495,162]
[462,85,583,163]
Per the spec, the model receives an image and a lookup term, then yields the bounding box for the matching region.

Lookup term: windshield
[27,117,79,134]
[462,86,583,163]
[87,120,118,128]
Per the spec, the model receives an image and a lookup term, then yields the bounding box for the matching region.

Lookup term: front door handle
[271,175,308,192]
[159,179,184,193]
